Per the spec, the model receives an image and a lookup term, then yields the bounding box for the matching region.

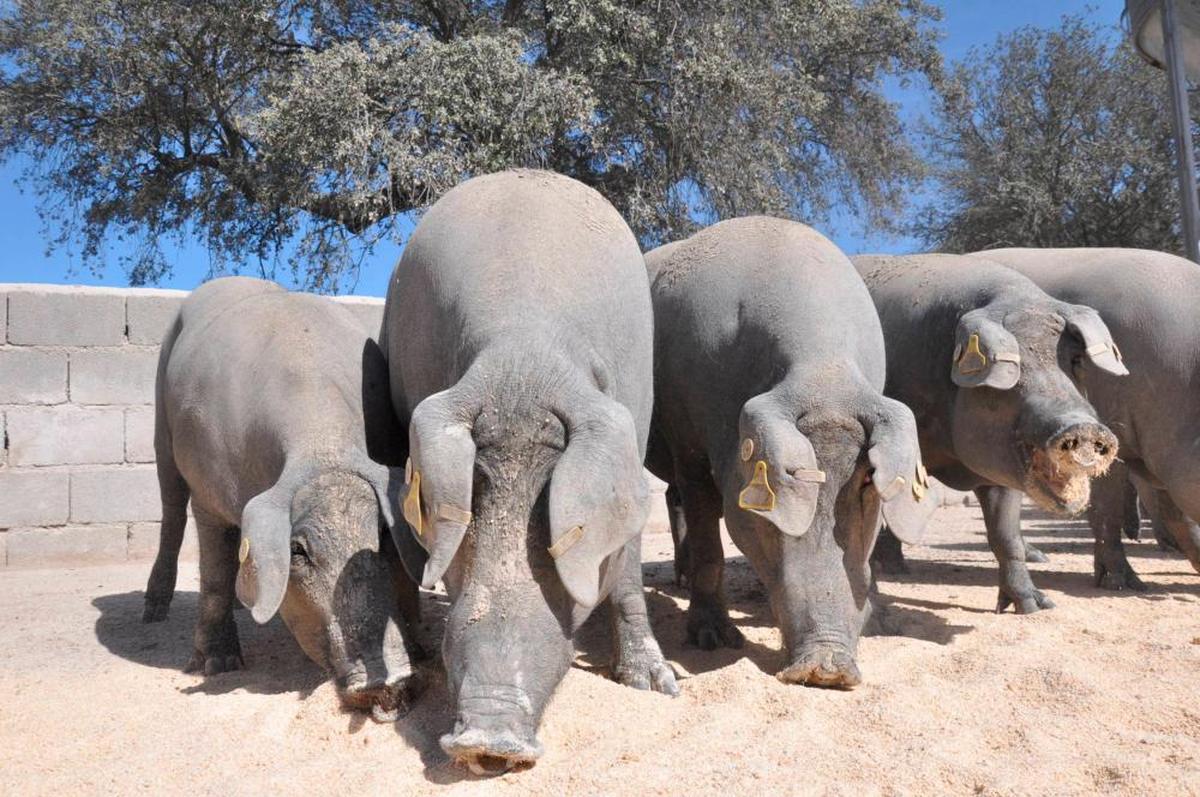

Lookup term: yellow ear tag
[402,469,424,536]
[917,463,930,487]
[738,460,777,512]
[238,537,250,563]
[912,479,926,502]
[958,333,989,375]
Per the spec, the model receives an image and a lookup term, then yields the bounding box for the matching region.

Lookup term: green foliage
[0,0,941,290]
[915,16,1182,254]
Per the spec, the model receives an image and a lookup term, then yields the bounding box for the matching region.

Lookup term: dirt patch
[3,505,1200,795]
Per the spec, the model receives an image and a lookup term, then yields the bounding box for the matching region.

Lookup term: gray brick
[71,466,160,523]
[129,518,198,562]
[0,469,70,528]
[0,412,5,467]
[331,296,385,335]
[126,291,184,344]
[70,347,157,405]
[125,407,156,463]
[6,406,124,466]
[7,287,126,346]
[6,524,128,567]
[0,348,68,404]
[0,290,7,345]
[0,531,6,566]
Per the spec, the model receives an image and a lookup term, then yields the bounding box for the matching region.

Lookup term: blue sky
[0,0,1128,296]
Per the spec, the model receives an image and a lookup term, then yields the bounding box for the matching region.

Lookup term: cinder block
[70,347,157,405]
[0,348,68,404]
[70,466,160,523]
[0,290,7,345]
[125,407,156,463]
[128,518,198,562]
[6,524,128,567]
[0,531,7,566]
[6,406,125,466]
[0,412,5,467]
[0,469,70,528]
[332,296,385,335]
[126,291,184,344]
[7,287,126,346]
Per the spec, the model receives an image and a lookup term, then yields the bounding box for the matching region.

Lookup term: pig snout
[1024,419,1118,515]
[440,691,544,776]
[334,619,420,723]
[1046,422,1117,473]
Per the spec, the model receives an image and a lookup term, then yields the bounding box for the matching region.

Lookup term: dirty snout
[1024,420,1118,514]
[441,688,545,776]
[333,620,419,723]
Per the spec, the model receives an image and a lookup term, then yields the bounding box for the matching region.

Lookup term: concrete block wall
[0,284,385,569]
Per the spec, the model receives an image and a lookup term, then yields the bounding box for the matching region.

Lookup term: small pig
[142,276,419,720]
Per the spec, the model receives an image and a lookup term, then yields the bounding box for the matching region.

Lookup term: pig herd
[140,169,1200,774]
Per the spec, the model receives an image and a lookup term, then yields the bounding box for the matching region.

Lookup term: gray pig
[853,254,1123,613]
[647,217,930,689]
[970,248,1200,588]
[380,170,678,775]
[143,277,419,720]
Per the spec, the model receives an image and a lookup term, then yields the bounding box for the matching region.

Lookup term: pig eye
[290,538,311,566]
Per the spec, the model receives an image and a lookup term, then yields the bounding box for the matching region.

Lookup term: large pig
[970,248,1200,588]
[853,254,1123,613]
[647,217,930,689]
[380,170,677,774]
[143,277,419,720]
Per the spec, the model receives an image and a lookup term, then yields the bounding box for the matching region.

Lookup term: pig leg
[1088,467,1147,591]
[607,540,680,695]
[1150,490,1200,575]
[870,526,910,576]
[185,510,245,675]
[665,483,690,588]
[978,486,1055,613]
[143,449,191,622]
[1022,542,1048,563]
[679,476,744,650]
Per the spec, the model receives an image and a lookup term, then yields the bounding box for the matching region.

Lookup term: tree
[0,0,941,291]
[915,16,1183,255]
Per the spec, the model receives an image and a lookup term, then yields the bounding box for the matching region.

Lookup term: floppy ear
[951,310,1021,390]
[1059,303,1129,377]
[863,398,937,544]
[352,452,428,586]
[732,392,824,538]
[548,396,650,609]
[236,485,294,624]
[402,388,477,589]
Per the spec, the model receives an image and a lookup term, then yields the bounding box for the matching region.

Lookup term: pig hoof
[441,728,542,776]
[184,637,245,675]
[1023,544,1048,564]
[777,648,861,689]
[615,652,680,697]
[686,605,744,651]
[995,588,1056,614]
[1094,563,1148,592]
[142,597,171,623]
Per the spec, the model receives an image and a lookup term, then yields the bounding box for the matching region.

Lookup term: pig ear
[353,453,429,587]
[863,398,937,544]
[548,396,650,609]
[404,389,477,589]
[1060,303,1129,377]
[732,392,823,538]
[951,311,1021,390]
[236,484,293,624]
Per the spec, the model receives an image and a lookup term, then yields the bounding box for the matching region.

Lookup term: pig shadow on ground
[92,590,324,699]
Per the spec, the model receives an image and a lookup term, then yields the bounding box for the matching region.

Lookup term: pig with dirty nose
[380,169,678,775]
[143,276,420,721]
[853,254,1124,613]
[646,217,930,690]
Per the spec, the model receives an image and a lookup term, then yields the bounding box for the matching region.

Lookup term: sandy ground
[3,505,1200,796]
